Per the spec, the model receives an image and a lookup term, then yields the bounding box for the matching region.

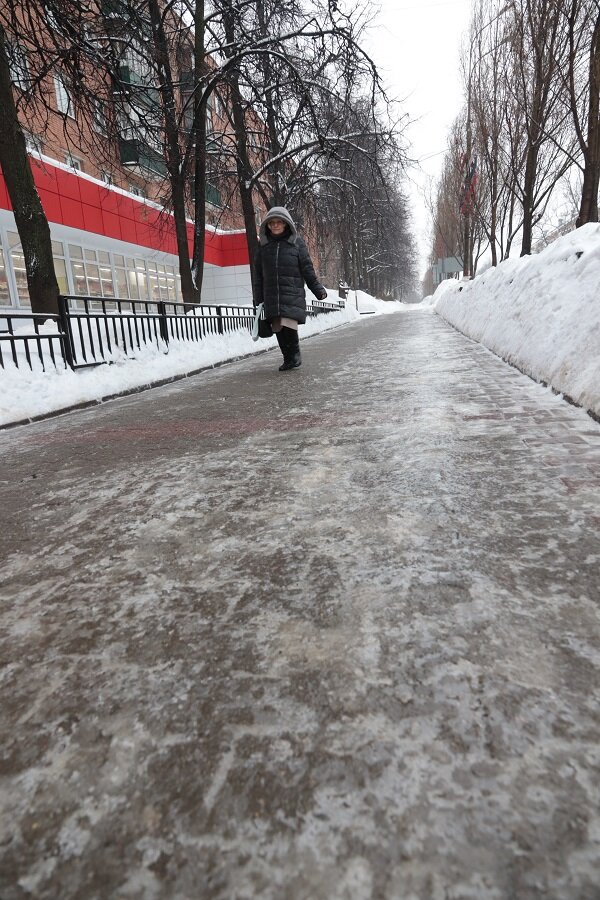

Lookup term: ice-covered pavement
[1,309,600,899]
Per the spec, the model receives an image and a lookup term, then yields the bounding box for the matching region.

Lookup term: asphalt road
[1,309,600,899]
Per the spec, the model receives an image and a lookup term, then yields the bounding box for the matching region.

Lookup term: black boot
[276,331,290,371]
[278,327,301,371]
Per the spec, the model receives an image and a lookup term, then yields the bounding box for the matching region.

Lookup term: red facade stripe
[0,158,249,267]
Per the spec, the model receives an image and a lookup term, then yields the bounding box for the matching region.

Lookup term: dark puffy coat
[253,207,326,324]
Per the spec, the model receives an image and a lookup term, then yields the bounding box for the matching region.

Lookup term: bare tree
[562,0,600,225]
[438,0,586,271]
[207,0,409,291]
[315,92,414,298]
[507,0,575,255]
[436,118,479,268]
[0,23,59,316]
[468,0,517,265]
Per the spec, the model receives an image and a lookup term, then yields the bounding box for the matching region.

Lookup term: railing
[0,312,69,372]
[1,295,344,372]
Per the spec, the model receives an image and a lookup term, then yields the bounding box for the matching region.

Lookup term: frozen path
[1,309,600,899]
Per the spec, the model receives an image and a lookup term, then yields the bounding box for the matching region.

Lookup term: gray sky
[364,0,474,279]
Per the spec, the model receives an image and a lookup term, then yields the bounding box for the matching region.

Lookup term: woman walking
[253,206,328,371]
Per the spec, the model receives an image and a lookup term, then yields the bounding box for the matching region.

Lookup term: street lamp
[461,5,511,279]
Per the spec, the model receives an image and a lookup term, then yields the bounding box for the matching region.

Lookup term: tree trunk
[463,215,470,275]
[223,8,259,295]
[256,0,283,207]
[578,161,600,225]
[0,25,59,317]
[191,0,206,300]
[520,143,538,256]
[577,11,600,226]
[489,163,498,266]
[148,0,198,307]
[228,76,260,292]
[171,170,197,306]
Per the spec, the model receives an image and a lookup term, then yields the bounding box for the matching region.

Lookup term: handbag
[251,303,273,341]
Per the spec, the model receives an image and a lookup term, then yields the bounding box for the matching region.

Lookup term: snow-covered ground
[424,222,600,420]
[0,290,398,427]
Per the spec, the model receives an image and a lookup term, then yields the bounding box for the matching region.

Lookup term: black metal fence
[0,312,69,372]
[1,295,344,372]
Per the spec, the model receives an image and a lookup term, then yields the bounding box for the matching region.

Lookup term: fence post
[57,295,75,369]
[216,306,224,334]
[157,301,169,347]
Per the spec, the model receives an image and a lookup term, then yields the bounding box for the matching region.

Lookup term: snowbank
[431,223,600,418]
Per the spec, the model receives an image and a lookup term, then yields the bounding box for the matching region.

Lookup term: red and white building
[0,155,253,314]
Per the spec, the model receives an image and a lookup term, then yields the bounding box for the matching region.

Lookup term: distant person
[253,206,328,371]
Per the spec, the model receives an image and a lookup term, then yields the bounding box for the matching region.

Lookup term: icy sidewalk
[1,311,600,899]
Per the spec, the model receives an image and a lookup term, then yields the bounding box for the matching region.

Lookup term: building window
[100,171,114,186]
[128,182,146,198]
[130,258,148,301]
[65,153,83,171]
[0,231,181,310]
[206,96,215,137]
[23,130,43,154]
[8,43,30,91]
[68,245,115,298]
[213,92,224,119]
[0,246,11,306]
[52,240,69,295]
[112,255,149,302]
[54,74,74,117]
[206,182,222,208]
[7,231,30,306]
[3,233,69,308]
[148,261,177,302]
[93,99,108,136]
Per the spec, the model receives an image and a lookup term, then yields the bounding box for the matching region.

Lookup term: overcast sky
[364,0,474,280]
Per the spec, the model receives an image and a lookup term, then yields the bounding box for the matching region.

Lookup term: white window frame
[92,99,108,136]
[65,152,83,171]
[54,74,74,118]
[128,182,146,198]
[8,42,29,91]
[23,129,43,154]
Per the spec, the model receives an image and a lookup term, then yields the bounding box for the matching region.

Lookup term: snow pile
[432,223,600,418]
[0,296,368,426]
[342,289,403,314]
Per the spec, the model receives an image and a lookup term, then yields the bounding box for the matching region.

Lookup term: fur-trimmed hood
[259,206,298,246]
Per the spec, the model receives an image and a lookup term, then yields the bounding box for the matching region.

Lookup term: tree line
[427,0,600,286]
[0,0,416,316]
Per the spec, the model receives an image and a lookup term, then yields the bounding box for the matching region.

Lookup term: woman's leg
[270,317,291,367]
[279,326,301,370]
[275,330,287,358]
